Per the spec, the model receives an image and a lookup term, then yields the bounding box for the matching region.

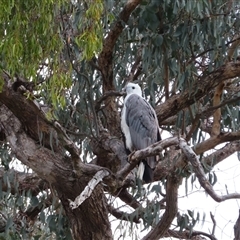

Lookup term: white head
[124,83,142,96]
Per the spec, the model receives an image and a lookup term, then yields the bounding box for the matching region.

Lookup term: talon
[128,151,135,163]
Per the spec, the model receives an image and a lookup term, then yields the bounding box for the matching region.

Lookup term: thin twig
[210,212,216,236]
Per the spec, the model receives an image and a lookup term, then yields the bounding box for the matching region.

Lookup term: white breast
[121,94,133,151]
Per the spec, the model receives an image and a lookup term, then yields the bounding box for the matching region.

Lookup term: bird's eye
[132,86,135,89]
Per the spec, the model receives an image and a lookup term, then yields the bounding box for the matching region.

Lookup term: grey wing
[125,94,160,168]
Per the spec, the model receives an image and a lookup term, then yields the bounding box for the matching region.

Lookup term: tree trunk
[234,209,240,240]
[0,76,113,240]
[55,180,112,240]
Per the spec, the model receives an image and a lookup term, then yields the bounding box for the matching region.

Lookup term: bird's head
[124,83,142,96]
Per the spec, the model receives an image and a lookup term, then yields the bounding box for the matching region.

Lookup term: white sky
[177,153,240,240]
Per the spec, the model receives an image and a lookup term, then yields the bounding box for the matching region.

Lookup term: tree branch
[69,170,109,209]
[115,188,141,209]
[210,212,216,236]
[194,131,240,155]
[95,90,124,112]
[211,83,224,136]
[179,138,240,202]
[107,204,141,223]
[202,141,240,167]
[234,209,240,240]
[117,137,179,180]
[156,61,240,123]
[0,167,48,196]
[97,0,141,136]
[165,229,217,240]
[142,174,180,239]
[98,0,141,86]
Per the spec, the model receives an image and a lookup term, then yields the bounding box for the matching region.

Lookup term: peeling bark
[211,83,224,136]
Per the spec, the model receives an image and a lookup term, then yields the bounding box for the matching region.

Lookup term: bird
[121,82,161,183]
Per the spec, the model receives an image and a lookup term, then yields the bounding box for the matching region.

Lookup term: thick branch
[0,167,48,196]
[0,73,80,159]
[211,83,224,136]
[98,0,141,86]
[194,131,240,155]
[156,61,240,123]
[202,141,240,167]
[142,174,180,239]
[234,209,240,240]
[115,188,141,209]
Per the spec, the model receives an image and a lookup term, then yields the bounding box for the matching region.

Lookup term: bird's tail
[137,160,154,183]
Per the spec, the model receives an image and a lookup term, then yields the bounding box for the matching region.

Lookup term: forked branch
[179,138,240,202]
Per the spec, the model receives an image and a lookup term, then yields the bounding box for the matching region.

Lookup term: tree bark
[142,174,180,240]
[234,209,240,240]
[0,76,113,240]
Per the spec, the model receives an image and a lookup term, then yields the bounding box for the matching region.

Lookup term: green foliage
[177,210,202,234]
[0,144,11,170]
[1,0,240,239]
[74,0,104,60]
[0,0,66,76]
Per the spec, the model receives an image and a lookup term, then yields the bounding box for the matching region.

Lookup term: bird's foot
[127,151,135,163]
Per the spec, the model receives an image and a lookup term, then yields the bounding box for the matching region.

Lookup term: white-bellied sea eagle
[121,83,161,183]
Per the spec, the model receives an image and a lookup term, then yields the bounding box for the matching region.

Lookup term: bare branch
[156,61,240,123]
[117,137,179,180]
[210,212,216,236]
[202,141,240,167]
[161,95,240,128]
[95,91,125,112]
[194,131,240,155]
[142,174,180,240]
[179,138,240,202]
[115,188,141,209]
[69,170,109,209]
[107,204,141,223]
[166,229,217,240]
[234,209,240,240]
